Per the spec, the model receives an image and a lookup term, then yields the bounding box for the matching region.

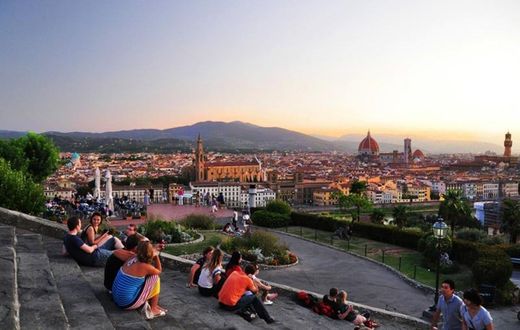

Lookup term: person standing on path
[431,279,464,330]
[460,289,494,330]
[232,209,239,231]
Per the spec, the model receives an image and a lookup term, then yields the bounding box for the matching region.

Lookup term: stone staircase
[0,224,425,329]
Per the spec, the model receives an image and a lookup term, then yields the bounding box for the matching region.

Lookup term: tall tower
[195,134,205,181]
[504,132,512,157]
[404,138,412,164]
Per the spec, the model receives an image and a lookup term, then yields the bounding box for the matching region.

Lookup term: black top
[104,254,125,290]
[194,257,206,284]
[63,234,95,266]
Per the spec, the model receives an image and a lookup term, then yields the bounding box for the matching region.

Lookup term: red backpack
[312,301,335,318]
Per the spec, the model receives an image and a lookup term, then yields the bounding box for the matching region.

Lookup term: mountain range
[0,121,504,154]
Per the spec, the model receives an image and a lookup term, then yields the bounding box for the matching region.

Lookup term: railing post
[314,228,317,241]
[364,244,367,256]
[347,239,350,250]
[300,226,302,236]
[413,265,417,279]
[382,249,385,263]
[398,257,402,271]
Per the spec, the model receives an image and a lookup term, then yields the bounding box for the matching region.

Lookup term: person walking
[460,289,494,330]
[431,279,464,330]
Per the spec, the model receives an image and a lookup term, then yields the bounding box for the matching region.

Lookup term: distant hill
[43,121,336,152]
[0,123,505,154]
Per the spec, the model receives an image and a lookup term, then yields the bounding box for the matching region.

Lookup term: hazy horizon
[1,1,519,144]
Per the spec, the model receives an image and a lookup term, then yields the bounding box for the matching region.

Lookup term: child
[244,264,278,305]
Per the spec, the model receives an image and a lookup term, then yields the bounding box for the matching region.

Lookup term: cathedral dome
[358,131,380,156]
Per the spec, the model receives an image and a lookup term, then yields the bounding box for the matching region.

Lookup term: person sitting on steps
[187,246,214,288]
[197,248,225,297]
[112,241,166,319]
[63,216,113,267]
[244,264,278,305]
[81,212,124,250]
[323,287,338,307]
[225,251,245,278]
[336,290,378,329]
[218,265,276,324]
[104,233,143,292]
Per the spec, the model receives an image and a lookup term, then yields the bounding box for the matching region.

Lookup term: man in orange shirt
[218,269,275,323]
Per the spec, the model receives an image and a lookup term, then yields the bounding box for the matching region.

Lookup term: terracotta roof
[358,131,380,153]
[206,161,259,167]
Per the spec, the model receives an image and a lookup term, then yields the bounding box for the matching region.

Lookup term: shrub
[180,214,216,230]
[290,212,346,232]
[501,243,520,258]
[472,247,513,288]
[252,210,290,228]
[455,228,485,242]
[138,219,194,244]
[351,221,423,249]
[220,231,292,265]
[417,234,452,264]
[265,200,291,215]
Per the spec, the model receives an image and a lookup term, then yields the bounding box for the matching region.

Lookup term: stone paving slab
[43,238,115,330]
[16,233,68,330]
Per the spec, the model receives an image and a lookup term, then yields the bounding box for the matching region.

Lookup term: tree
[370,208,385,224]
[392,205,408,228]
[265,200,291,215]
[1,133,60,183]
[344,193,372,222]
[350,180,367,194]
[0,159,45,215]
[439,189,471,240]
[501,198,520,244]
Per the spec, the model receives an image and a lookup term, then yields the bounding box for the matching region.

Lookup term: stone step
[80,266,152,330]
[16,233,69,330]
[0,226,19,330]
[42,237,115,330]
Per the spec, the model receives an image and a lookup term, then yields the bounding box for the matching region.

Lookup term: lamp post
[430,217,448,311]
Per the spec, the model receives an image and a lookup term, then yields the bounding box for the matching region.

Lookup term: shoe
[265,317,276,324]
[266,293,278,301]
[263,299,274,305]
[151,310,166,319]
[239,310,256,322]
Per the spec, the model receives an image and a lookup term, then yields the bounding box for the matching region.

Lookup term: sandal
[151,310,166,319]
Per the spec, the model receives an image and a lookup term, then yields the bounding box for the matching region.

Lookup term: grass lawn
[285,226,473,291]
[164,231,227,256]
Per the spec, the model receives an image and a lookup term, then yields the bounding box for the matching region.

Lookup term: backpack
[296,291,318,308]
[312,301,335,318]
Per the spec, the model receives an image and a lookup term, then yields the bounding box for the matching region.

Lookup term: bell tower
[504,132,512,157]
[195,134,205,181]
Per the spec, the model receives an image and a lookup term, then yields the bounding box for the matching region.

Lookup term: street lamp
[430,217,448,311]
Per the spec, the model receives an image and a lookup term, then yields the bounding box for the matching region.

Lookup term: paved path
[260,230,433,317]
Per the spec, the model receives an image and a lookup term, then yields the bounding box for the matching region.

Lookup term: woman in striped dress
[112,241,166,318]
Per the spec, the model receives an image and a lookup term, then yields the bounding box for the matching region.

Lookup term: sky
[1,1,520,143]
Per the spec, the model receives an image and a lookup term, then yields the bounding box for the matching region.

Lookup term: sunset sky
[1,1,519,143]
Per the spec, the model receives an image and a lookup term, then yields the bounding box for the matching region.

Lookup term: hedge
[252,210,291,228]
[290,212,347,232]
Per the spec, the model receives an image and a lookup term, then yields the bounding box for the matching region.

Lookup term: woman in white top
[197,248,224,297]
[461,288,494,330]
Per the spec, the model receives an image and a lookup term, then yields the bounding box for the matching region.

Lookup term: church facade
[192,135,264,182]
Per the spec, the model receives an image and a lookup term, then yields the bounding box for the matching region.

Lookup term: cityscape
[1,1,520,329]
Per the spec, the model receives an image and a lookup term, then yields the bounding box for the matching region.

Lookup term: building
[313,188,339,206]
[404,138,412,165]
[474,132,518,165]
[189,182,242,208]
[192,135,264,182]
[241,185,276,208]
[101,186,163,203]
[358,131,380,160]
